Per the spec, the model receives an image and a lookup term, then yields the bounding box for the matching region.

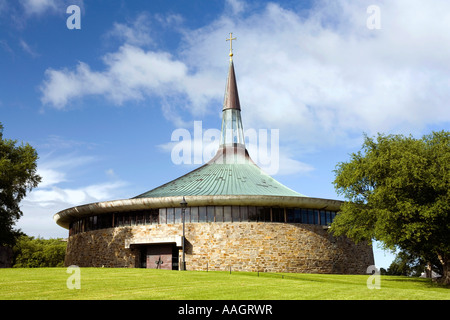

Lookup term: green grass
[0,268,448,300]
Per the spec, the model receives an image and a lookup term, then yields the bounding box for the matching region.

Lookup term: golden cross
[226,32,236,59]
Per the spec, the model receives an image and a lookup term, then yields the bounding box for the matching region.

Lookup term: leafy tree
[0,122,41,246]
[13,235,66,267]
[386,250,429,276]
[331,131,450,284]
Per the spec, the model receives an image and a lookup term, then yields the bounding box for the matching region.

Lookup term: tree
[13,235,66,267]
[331,131,450,284]
[0,123,41,246]
[386,250,428,276]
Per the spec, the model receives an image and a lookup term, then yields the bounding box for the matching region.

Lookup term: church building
[54,34,374,274]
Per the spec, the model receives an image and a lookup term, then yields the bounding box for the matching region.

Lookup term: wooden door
[146,245,173,270]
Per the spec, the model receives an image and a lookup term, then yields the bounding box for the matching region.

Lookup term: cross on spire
[226,32,236,60]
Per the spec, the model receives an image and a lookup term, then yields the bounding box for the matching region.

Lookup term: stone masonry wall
[65,222,374,274]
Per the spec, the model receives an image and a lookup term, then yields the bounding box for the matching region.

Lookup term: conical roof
[223,60,241,111]
[135,146,304,198]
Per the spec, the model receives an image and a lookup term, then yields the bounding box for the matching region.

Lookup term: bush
[13,235,66,267]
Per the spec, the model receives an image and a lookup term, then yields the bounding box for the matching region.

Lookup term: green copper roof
[134,157,305,198]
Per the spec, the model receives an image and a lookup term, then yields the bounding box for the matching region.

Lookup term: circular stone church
[54,38,374,274]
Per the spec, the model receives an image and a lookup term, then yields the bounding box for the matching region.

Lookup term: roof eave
[53,195,343,229]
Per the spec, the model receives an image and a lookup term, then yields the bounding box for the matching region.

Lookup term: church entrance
[140,244,179,270]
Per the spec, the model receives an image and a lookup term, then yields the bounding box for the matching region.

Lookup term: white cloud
[20,0,84,16]
[225,0,247,15]
[19,180,127,239]
[40,45,199,110]
[30,152,126,205]
[108,13,154,47]
[20,0,58,15]
[40,0,450,145]
[18,149,128,238]
[19,38,39,57]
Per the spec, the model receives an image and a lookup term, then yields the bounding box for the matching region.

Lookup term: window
[272,208,285,223]
[207,206,215,222]
[326,211,331,226]
[191,207,199,223]
[68,205,337,235]
[320,210,326,226]
[157,209,164,224]
[301,209,308,224]
[256,207,270,222]
[307,209,315,224]
[232,206,240,222]
[286,208,294,223]
[167,208,174,224]
[215,206,223,222]
[199,207,207,222]
[293,209,301,223]
[175,208,182,223]
[314,210,320,225]
[144,211,151,225]
[136,212,144,225]
[240,206,248,222]
[248,206,257,221]
[184,207,191,223]
[331,211,337,223]
[224,206,232,222]
[150,209,159,224]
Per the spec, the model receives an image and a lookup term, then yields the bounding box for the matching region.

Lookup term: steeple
[219,34,245,149]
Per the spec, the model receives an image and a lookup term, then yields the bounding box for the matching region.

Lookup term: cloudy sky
[1,0,450,268]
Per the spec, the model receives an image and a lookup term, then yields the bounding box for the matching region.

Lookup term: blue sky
[2,0,450,269]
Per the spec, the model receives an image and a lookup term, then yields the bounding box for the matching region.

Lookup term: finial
[226,32,236,60]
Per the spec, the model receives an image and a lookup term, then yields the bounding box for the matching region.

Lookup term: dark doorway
[141,244,179,270]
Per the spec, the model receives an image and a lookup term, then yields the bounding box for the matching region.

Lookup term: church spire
[219,33,245,148]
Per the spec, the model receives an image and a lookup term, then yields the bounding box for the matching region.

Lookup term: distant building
[54,37,374,273]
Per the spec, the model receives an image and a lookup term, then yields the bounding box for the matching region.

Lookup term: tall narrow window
[286,208,294,223]
[150,209,159,224]
[199,207,207,222]
[331,211,337,223]
[167,208,174,224]
[232,206,240,222]
[325,211,331,225]
[185,207,191,223]
[123,213,130,226]
[240,206,248,222]
[301,209,308,224]
[215,206,224,222]
[272,208,284,223]
[248,206,257,222]
[175,208,182,223]
[136,212,144,225]
[224,206,232,222]
[320,210,326,225]
[191,207,199,223]
[159,208,166,224]
[207,206,215,222]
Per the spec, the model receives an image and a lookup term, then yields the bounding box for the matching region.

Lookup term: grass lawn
[0,268,448,300]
